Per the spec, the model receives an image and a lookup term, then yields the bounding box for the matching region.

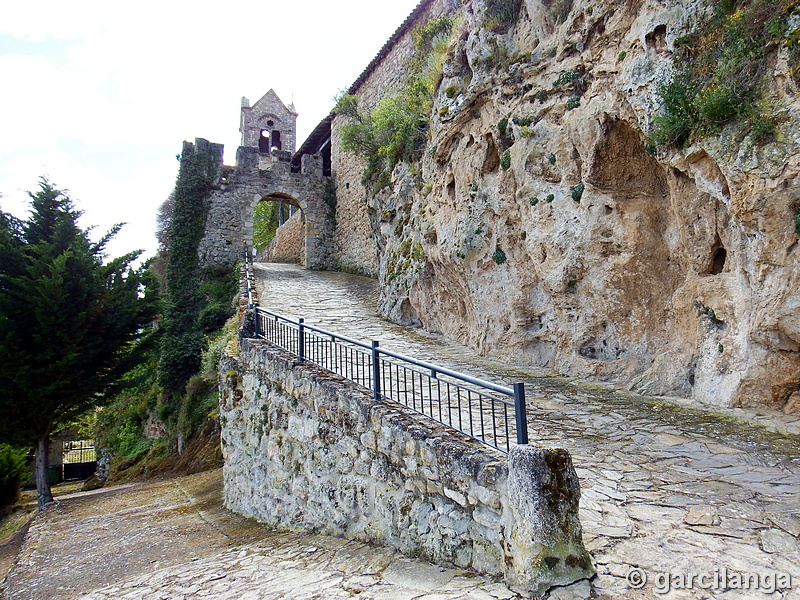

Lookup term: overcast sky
[0,0,421,260]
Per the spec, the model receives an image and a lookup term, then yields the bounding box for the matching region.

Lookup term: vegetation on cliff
[653,0,799,147]
[335,16,455,192]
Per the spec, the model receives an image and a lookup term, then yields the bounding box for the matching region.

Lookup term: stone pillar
[503,445,594,595]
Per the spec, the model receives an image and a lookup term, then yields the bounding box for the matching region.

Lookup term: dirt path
[0,470,521,600]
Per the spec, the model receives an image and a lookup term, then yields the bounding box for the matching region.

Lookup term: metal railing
[252,306,529,453]
[242,246,257,309]
[241,245,528,453]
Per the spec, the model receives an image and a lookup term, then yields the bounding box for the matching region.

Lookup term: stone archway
[254,192,306,265]
[197,145,332,270]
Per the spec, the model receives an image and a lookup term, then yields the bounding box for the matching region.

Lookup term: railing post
[514,382,528,445]
[298,318,305,361]
[371,341,381,400]
[253,307,260,337]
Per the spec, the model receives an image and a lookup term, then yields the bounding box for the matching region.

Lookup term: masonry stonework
[197,150,331,268]
[219,338,594,595]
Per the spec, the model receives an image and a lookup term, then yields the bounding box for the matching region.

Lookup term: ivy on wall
[158,145,219,396]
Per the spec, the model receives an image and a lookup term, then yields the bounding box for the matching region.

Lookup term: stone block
[504,446,595,596]
[443,487,468,507]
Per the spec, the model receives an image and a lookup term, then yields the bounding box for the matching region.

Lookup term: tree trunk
[35,433,54,510]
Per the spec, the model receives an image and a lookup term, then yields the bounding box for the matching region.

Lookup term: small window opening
[259,129,271,153]
[272,130,282,151]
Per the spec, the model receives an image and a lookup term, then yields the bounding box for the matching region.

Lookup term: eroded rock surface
[332,0,800,411]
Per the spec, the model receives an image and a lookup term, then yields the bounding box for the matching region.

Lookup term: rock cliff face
[331,0,800,410]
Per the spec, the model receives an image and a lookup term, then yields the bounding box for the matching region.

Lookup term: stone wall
[219,337,593,595]
[259,210,305,264]
[197,151,332,269]
[329,0,454,276]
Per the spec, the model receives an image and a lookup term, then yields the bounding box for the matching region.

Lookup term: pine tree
[0,179,158,509]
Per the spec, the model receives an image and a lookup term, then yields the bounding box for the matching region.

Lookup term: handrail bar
[254,306,515,398]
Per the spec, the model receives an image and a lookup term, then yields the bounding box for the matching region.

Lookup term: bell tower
[239,90,298,158]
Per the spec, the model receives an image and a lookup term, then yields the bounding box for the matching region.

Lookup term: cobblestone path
[254,263,800,600]
[2,471,520,600]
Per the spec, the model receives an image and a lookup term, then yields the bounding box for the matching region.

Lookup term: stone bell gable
[240,90,298,155]
[194,91,332,270]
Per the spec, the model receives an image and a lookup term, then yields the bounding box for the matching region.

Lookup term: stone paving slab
[1,470,524,600]
[9,263,800,600]
[252,263,800,599]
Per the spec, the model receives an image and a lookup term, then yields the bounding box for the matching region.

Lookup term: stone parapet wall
[219,337,593,595]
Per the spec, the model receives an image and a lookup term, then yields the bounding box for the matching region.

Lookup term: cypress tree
[0,179,158,509]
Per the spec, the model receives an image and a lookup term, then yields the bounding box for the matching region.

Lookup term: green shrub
[530,197,539,205]
[337,16,454,192]
[0,445,28,508]
[566,96,581,110]
[553,69,582,87]
[252,201,280,251]
[476,39,511,70]
[500,149,511,169]
[492,249,507,264]
[483,0,523,33]
[498,118,509,134]
[652,0,791,148]
[546,193,555,202]
[571,183,585,202]
[795,209,800,236]
[116,421,152,462]
[178,375,218,439]
[198,303,231,334]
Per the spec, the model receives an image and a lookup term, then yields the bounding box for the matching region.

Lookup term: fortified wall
[195,91,333,269]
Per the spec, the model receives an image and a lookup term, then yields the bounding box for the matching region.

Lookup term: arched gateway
[195,91,333,269]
